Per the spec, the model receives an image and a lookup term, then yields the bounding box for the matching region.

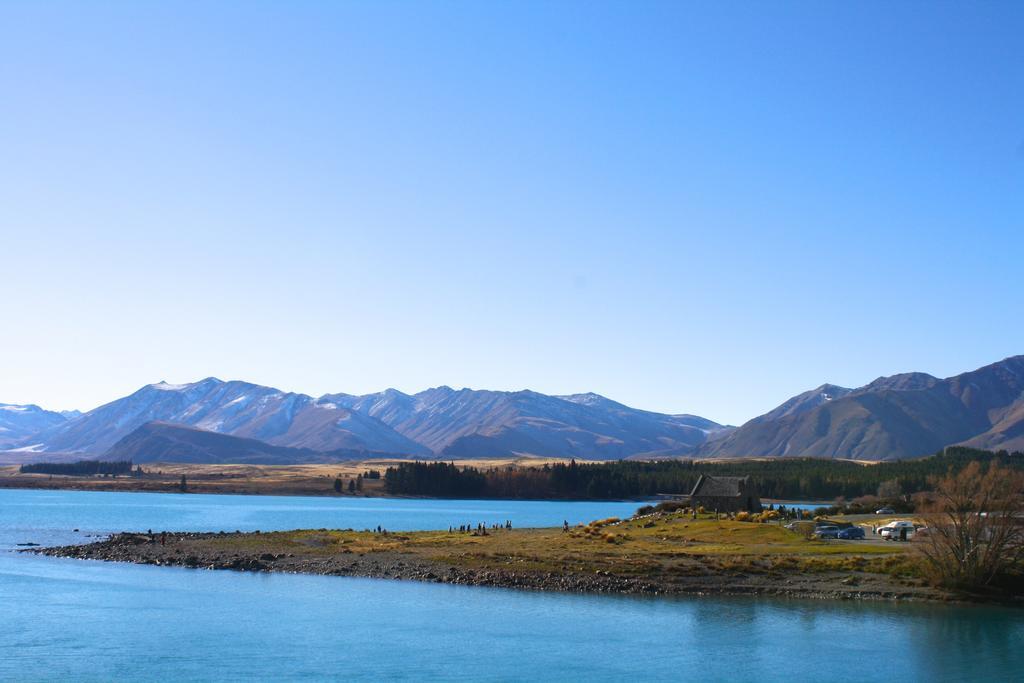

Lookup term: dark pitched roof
[689,475,750,498]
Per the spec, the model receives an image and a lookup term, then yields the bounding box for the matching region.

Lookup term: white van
[878,520,915,540]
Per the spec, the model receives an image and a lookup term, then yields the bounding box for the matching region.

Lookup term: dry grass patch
[195,513,916,583]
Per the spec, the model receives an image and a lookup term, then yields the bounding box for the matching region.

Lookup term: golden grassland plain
[0,457,570,497]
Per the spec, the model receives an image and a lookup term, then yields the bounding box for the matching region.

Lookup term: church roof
[689,475,750,498]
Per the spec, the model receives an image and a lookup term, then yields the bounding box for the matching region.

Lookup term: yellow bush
[735,511,751,522]
[590,517,620,527]
[751,510,780,523]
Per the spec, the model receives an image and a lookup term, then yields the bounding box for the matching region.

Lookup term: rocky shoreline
[33,531,949,603]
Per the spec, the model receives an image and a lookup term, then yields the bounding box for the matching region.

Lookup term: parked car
[875,508,896,515]
[814,525,840,539]
[837,527,865,540]
[878,520,915,540]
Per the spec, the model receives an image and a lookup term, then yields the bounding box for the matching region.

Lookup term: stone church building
[688,475,762,513]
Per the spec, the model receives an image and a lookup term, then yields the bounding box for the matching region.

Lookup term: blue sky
[1,1,1022,425]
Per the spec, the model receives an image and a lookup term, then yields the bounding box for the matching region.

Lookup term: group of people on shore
[448,520,512,535]
[146,529,167,546]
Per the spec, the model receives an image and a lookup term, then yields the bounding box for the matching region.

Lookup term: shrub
[791,521,816,540]
[917,461,1024,592]
[650,501,690,515]
[735,511,751,522]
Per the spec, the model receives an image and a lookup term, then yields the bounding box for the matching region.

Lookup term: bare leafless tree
[917,461,1024,590]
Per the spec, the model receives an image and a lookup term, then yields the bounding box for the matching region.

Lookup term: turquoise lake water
[2,489,1022,682]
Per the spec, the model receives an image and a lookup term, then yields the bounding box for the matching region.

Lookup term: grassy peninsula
[37,510,948,602]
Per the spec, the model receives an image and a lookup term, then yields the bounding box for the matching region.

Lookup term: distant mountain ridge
[746,384,853,425]
[27,378,430,457]
[7,379,727,462]
[104,422,389,465]
[5,354,1023,463]
[324,387,719,460]
[0,403,72,449]
[699,355,1024,460]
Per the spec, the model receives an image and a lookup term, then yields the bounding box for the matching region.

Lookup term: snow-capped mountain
[28,378,429,456]
[8,355,1024,463]
[8,379,726,461]
[324,387,727,459]
[0,403,74,449]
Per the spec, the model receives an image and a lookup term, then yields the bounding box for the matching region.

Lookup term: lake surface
[2,488,1023,682]
[0,488,649,549]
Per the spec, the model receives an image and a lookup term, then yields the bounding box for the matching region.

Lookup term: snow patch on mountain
[8,443,45,452]
[150,382,190,391]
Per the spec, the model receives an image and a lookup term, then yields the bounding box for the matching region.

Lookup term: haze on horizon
[2,2,1022,425]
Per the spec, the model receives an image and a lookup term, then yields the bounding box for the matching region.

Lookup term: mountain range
[0,403,73,450]
[2,354,1022,463]
[4,379,726,462]
[696,356,1024,460]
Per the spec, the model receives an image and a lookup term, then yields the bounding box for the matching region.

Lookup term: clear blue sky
[1,1,1022,425]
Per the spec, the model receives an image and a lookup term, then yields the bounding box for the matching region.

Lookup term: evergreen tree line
[19,460,136,476]
[383,447,1024,500]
